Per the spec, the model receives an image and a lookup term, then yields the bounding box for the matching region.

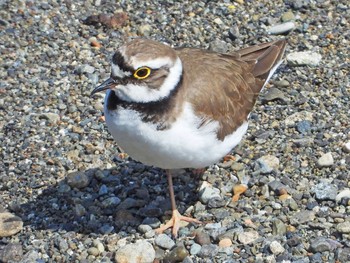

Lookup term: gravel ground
[1,0,349,262]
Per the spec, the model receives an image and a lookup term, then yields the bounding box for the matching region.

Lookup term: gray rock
[296,120,312,134]
[198,244,219,258]
[256,155,279,174]
[269,241,285,255]
[79,64,95,74]
[336,189,350,203]
[281,11,295,22]
[0,243,23,262]
[163,246,189,263]
[312,181,337,201]
[21,250,40,263]
[290,210,315,225]
[310,237,332,253]
[0,212,23,237]
[195,230,211,245]
[285,111,313,126]
[190,243,202,255]
[209,39,230,53]
[272,219,287,236]
[155,234,175,250]
[66,171,91,189]
[138,224,152,234]
[199,182,221,204]
[268,22,295,35]
[237,231,260,245]
[101,196,121,208]
[336,247,350,262]
[336,221,350,233]
[115,241,155,263]
[262,88,287,103]
[39,112,60,124]
[317,152,334,167]
[287,51,322,66]
[342,141,350,153]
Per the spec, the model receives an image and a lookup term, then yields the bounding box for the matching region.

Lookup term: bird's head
[91,39,183,103]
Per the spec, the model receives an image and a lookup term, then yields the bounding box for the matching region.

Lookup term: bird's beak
[90,77,117,97]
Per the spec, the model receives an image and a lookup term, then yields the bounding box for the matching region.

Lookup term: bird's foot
[155,209,201,237]
[232,184,248,202]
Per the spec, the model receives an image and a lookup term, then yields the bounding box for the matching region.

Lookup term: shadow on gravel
[18,160,202,235]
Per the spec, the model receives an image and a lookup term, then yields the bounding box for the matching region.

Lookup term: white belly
[105,98,248,169]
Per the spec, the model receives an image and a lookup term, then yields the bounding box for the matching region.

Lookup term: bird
[91,38,286,237]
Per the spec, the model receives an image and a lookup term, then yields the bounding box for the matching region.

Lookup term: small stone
[74,204,86,217]
[219,238,232,248]
[336,221,350,234]
[115,241,155,263]
[79,64,95,74]
[272,219,287,236]
[195,230,211,245]
[138,24,152,37]
[268,22,295,35]
[0,243,23,262]
[163,246,189,263]
[287,51,322,66]
[312,180,338,201]
[285,111,313,126]
[199,182,221,204]
[269,241,285,255]
[138,224,152,234]
[281,11,295,22]
[262,88,287,103]
[213,18,223,25]
[342,141,350,153]
[66,171,91,189]
[290,210,315,225]
[256,155,279,174]
[310,237,332,253]
[0,212,23,237]
[336,189,350,203]
[209,39,229,53]
[317,152,334,167]
[190,243,201,255]
[336,247,350,262]
[87,247,100,256]
[198,244,219,258]
[40,112,60,124]
[102,196,121,208]
[96,242,105,253]
[155,234,175,250]
[296,120,312,134]
[238,231,260,244]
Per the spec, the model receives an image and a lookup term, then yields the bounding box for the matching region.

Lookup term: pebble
[0,212,23,237]
[272,219,287,236]
[66,171,91,189]
[40,112,60,124]
[218,238,232,248]
[114,241,155,263]
[285,111,313,126]
[190,243,202,255]
[198,182,222,204]
[287,51,322,66]
[317,152,334,167]
[290,210,315,225]
[262,88,287,103]
[296,120,312,134]
[0,243,23,262]
[268,22,295,35]
[269,241,285,255]
[312,180,338,201]
[155,234,175,250]
[336,189,350,203]
[195,231,211,245]
[342,141,350,153]
[163,246,188,263]
[256,155,279,174]
[87,247,100,256]
[309,237,333,253]
[336,247,350,262]
[197,244,219,258]
[281,10,295,22]
[237,231,260,245]
[336,221,350,234]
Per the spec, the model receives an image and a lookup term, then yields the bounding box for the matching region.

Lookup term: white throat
[113,57,183,103]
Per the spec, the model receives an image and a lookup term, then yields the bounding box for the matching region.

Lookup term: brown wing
[176,39,286,141]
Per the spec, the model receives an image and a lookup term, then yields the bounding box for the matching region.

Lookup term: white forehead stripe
[111,63,132,78]
[131,57,174,70]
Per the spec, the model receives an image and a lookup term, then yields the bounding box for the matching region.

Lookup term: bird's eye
[133,67,151,80]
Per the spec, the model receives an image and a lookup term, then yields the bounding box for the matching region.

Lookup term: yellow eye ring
[133,67,151,80]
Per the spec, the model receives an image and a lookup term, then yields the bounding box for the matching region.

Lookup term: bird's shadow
[17,159,202,235]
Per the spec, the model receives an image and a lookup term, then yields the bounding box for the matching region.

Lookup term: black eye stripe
[112,51,134,73]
